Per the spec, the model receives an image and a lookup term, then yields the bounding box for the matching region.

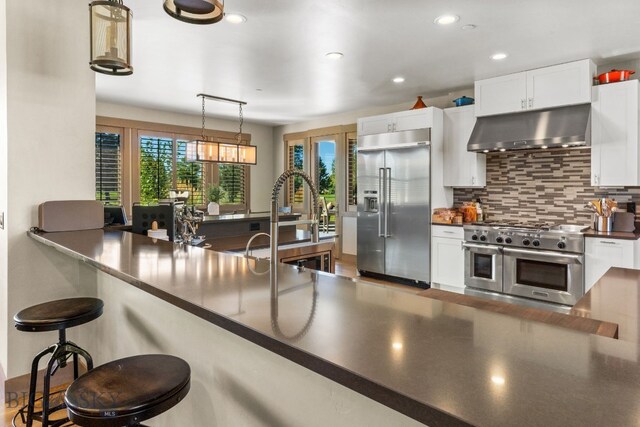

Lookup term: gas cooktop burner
[471,221,556,230]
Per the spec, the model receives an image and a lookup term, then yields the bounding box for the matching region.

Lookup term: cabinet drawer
[432,225,464,239]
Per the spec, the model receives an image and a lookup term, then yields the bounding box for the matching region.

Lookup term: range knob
[505,237,512,244]
[522,238,531,246]
[557,241,566,249]
[471,235,478,241]
[496,237,504,243]
[480,235,487,242]
[532,240,540,247]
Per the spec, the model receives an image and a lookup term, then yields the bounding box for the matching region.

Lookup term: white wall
[96,102,275,212]
[3,0,96,378]
[272,90,472,180]
[0,0,8,380]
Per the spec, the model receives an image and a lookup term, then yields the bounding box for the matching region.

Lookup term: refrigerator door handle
[378,168,385,237]
[385,167,391,237]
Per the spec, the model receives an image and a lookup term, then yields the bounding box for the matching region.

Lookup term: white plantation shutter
[139,136,174,204]
[347,136,357,207]
[218,164,247,206]
[95,132,122,206]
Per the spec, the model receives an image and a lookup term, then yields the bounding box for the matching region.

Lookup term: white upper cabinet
[526,60,594,111]
[474,72,527,117]
[357,109,434,135]
[443,105,486,187]
[474,59,595,117]
[591,79,640,187]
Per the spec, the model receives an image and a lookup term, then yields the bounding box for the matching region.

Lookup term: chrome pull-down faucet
[270,169,320,298]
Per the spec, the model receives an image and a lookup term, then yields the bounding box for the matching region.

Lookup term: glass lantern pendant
[89,0,133,76]
[164,0,224,25]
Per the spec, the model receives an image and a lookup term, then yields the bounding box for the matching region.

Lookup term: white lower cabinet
[585,238,635,291]
[431,226,465,291]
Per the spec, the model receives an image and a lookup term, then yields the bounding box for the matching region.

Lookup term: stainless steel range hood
[467,104,591,152]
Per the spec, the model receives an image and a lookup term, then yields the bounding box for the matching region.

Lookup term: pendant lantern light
[164,0,224,25]
[89,0,133,76]
[186,94,257,165]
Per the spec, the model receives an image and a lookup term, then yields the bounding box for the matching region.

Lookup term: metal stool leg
[42,344,63,427]
[26,344,56,427]
[66,341,94,370]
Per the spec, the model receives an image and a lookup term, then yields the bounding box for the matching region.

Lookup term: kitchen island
[28,229,640,427]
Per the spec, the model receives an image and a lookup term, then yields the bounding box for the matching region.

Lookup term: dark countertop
[202,212,301,224]
[571,267,640,342]
[28,230,640,427]
[583,227,640,240]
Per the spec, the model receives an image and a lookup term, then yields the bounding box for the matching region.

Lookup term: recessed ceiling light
[225,13,247,24]
[483,150,489,153]
[541,145,548,149]
[499,148,506,152]
[491,53,508,61]
[392,76,405,84]
[562,144,569,148]
[434,14,460,25]
[325,52,344,60]
[462,24,477,30]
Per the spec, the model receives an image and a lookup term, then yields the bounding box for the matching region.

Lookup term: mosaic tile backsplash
[453,148,640,225]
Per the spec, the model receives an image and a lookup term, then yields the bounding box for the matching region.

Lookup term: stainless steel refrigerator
[357,128,431,284]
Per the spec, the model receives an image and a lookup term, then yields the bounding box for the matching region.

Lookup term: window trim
[96,125,131,215]
[283,124,356,213]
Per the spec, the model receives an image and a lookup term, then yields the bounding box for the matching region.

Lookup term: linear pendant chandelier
[164,0,224,25]
[186,94,257,165]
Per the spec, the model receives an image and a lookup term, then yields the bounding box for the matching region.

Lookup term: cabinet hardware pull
[521,99,525,110]
[600,241,619,245]
[528,98,533,108]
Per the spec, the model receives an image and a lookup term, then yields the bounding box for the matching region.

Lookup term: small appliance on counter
[132,202,182,241]
[612,211,636,232]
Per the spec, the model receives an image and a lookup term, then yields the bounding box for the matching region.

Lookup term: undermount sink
[551,224,590,233]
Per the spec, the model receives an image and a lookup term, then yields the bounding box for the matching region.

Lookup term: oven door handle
[462,243,503,253]
[503,247,583,264]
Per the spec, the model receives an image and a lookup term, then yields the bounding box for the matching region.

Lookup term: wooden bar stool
[64,354,191,426]
[13,297,103,427]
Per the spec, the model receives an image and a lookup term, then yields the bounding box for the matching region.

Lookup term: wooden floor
[335,255,423,294]
[3,384,72,426]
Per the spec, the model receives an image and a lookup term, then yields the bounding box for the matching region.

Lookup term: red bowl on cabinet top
[597,69,636,84]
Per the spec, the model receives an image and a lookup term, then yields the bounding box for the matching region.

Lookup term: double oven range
[462,221,587,306]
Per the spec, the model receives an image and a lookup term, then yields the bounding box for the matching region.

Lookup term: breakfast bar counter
[29,229,640,427]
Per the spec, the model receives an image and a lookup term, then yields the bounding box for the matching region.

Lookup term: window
[95,117,252,213]
[346,132,357,208]
[139,136,173,204]
[95,131,122,206]
[176,140,205,206]
[218,164,246,205]
[287,142,305,206]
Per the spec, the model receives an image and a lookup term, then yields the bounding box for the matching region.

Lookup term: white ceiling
[96,0,640,126]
